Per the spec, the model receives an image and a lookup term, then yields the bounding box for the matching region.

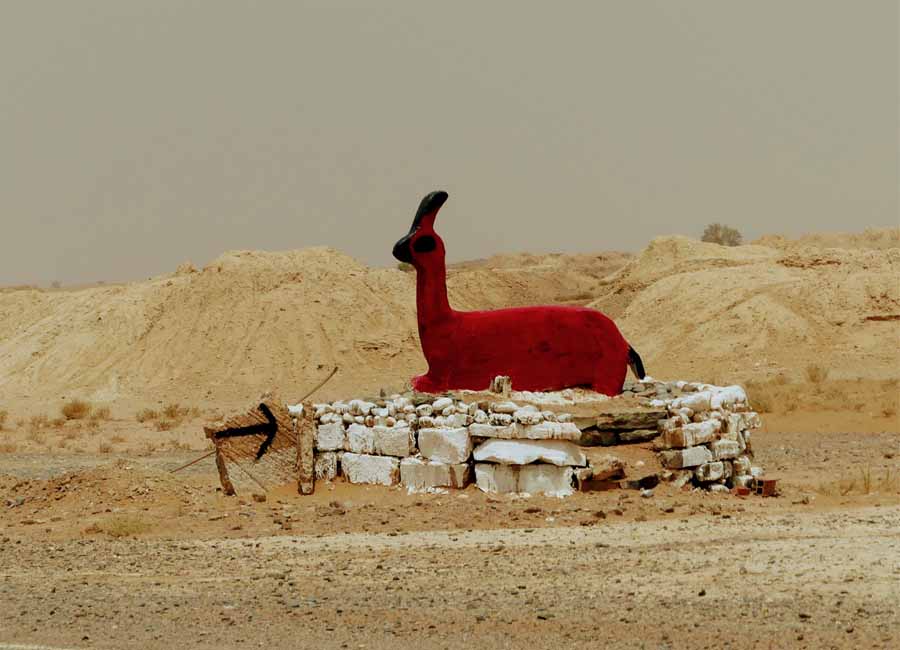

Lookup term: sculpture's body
[393,191,645,396]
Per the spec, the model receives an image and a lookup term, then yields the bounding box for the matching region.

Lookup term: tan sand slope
[0,248,626,411]
[1,230,897,414]
[593,233,900,383]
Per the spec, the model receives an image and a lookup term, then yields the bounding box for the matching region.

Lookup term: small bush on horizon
[0,409,7,430]
[61,399,92,420]
[701,223,743,246]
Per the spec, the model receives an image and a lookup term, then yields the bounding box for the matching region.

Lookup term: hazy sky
[1,1,897,286]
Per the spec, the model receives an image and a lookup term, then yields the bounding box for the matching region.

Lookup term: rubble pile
[649,381,763,492]
[311,377,765,497]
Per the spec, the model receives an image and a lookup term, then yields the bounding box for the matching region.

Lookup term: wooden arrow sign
[204,393,315,496]
[212,402,279,460]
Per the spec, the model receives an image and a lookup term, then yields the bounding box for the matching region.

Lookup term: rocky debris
[650,380,764,491]
[314,452,339,481]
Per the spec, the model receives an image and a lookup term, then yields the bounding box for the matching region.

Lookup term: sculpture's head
[392,190,448,269]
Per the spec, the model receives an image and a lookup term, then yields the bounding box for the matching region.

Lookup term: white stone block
[473,409,489,424]
[541,410,558,422]
[342,413,354,425]
[432,397,454,411]
[314,451,339,481]
[490,401,518,414]
[732,455,752,476]
[515,421,582,441]
[349,399,375,416]
[710,439,741,460]
[341,453,399,486]
[469,423,517,439]
[514,406,544,425]
[418,427,472,464]
[415,403,433,417]
[518,465,574,497]
[473,439,586,467]
[418,415,435,428]
[694,461,732,482]
[347,423,375,454]
[710,385,747,410]
[659,445,713,469]
[474,463,520,493]
[489,412,513,426]
[664,420,720,448]
[316,422,345,452]
[444,413,471,428]
[373,426,416,457]
[400,457,470,490]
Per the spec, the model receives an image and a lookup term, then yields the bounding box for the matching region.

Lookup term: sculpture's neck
[415,257,452,325]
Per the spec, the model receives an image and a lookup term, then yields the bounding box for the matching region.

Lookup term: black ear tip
[416,190,449,217]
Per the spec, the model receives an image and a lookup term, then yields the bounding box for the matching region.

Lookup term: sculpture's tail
[627,346,646,380]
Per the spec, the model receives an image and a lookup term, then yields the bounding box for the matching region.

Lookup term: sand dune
[1,231,897,413]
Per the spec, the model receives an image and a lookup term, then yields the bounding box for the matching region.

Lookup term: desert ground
[0,229,898,649]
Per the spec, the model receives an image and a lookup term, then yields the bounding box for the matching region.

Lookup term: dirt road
[1,504,897,650]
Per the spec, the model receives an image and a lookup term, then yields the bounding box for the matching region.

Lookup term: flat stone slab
[469,421,581,441]
[315,422,345,452]
[417,428,472,464]
[473,439,586,467]
[659,445,713,469]
[518,465,575,497]
[347,424,375,454]
[474,463,519,493]
[373,426,416,457]
[400,457,470,490]
[474,463,574,496]
[341,453,399,486]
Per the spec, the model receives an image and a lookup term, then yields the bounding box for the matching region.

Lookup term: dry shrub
[744,381,780,413]
[155,420,174,432]
[90,406,111,421]
[140,441,159,456]
[168,438,192,451]
[84,515,152,538]
[0,442,17,453]
[111,434,126,444]
[62,429,80,441]
[162,403,190,420]
[98,442,113,454]
[51,417,67,428]
[61,399,92,420]
[0,409,7,430]
[882,405,898,419]
[804,364,829,384]
[136,409,159,423]
[817,467,899,496]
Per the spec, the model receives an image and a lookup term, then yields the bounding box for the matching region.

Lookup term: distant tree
[50,281,61,289]
[702,223,743,246]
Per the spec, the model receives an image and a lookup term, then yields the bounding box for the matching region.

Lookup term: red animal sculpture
[392,191,645,396]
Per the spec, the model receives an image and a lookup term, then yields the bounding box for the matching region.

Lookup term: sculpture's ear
[409,191,448,233]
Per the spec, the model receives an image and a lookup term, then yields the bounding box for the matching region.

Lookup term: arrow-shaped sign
[213,403,278,460]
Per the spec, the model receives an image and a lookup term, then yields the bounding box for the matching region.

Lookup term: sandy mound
[593,235,900,383]
[0,248,625,412]
[1,231,897,414]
